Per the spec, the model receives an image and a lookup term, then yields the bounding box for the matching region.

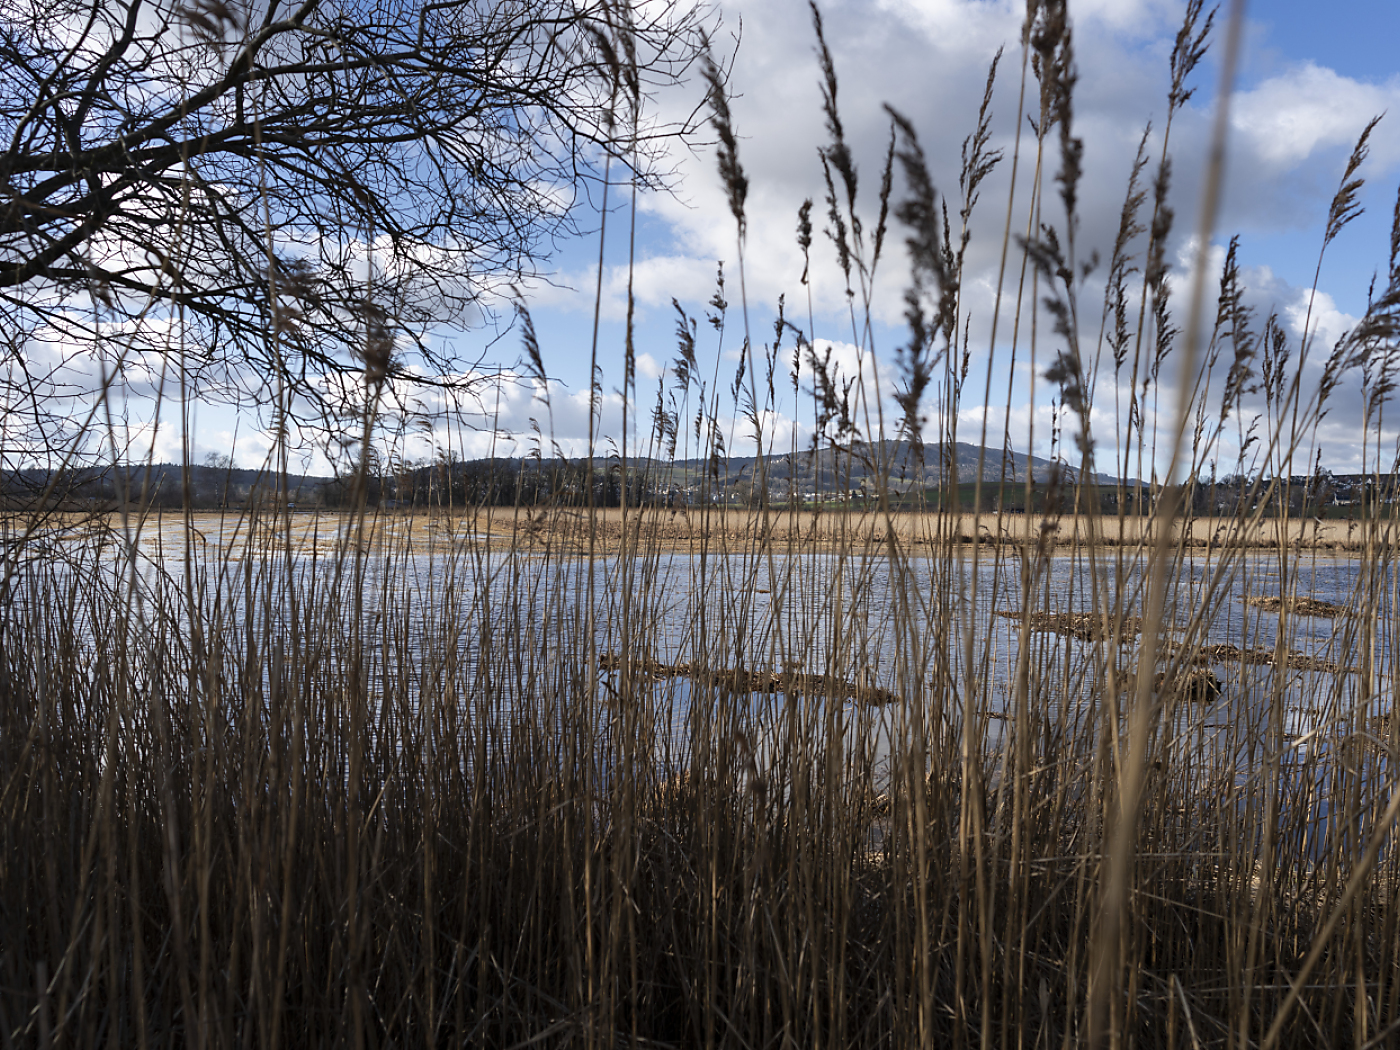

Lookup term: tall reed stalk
[5,0,1400,1047]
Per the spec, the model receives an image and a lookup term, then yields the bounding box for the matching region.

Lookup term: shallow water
[11,530,1394,793]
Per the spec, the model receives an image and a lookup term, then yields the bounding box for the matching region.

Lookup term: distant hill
[1,462,333,510]
[408,440,1128,507]
[3,443,1124,512]
[681,440,1121,490]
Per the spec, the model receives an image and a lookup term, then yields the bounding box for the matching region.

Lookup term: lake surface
[15,521,1391,775]
[10,518,1397,862]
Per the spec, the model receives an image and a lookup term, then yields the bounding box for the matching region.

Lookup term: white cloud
[18,0,1400,476]
[1232,64,1400,170]
[871,0,1020,55]
[635,352,666,379]
[796,338,876,389]
[604,0,1400,347]
[1282,288,1358,354]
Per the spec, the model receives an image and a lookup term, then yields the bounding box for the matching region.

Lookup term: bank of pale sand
[462,507,1390,556]
[18,508,1394,558]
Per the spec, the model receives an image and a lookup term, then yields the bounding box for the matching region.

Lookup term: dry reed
[4,1,1400,1047]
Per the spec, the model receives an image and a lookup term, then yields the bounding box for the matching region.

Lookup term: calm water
[11,523,1394,788]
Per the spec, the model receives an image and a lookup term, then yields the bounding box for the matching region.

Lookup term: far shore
[14,506,1397,558]
[462,506,1394,556]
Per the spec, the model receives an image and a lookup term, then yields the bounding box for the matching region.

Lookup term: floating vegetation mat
[995,610,1143,642]
[1180,643,1352,675]
[597,654,898,706]
[997,609,1354,673]
[1243,595,1349,618]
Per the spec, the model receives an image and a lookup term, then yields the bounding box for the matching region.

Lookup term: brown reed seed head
[359,300,393,387]
[701,40,747,237]
[175,0,244,47]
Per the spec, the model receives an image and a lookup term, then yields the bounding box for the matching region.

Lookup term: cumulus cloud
[19,0,1400,474]
[1232,64,1400,170]
[635,352,666,380]
[1281,288,1357,354]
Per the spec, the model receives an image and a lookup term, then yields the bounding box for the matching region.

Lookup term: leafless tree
[0,0,712,462]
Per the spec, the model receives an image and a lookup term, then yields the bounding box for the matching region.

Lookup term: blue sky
[184,0,1400,477]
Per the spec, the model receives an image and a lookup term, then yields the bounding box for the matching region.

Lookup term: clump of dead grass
[599,653,900,705]
[1243,594,1350,617]
[996,608,1144,641]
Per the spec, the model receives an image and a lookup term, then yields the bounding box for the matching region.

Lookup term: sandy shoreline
[461,507,1394,556]
[14,507,1396,558]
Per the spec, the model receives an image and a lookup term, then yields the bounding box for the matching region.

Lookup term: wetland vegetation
[5,0,1400,1047]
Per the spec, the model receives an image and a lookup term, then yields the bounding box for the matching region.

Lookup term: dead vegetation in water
[995,609,1143,642]
[1243,594,1350,618]
[1171,667,1224,701]
[998,614,1356,674]
[1179,643,1353,675]
[1109,666,1223,702]
[597,653,899,706]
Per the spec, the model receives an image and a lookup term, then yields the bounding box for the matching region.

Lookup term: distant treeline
[4,457,1387,517]
[906,477,1378,518]
[0,463,328,511]
[0,459,671,512]
[372,459,663,509]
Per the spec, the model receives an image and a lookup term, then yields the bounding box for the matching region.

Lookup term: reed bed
[5,0,1400,1047]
